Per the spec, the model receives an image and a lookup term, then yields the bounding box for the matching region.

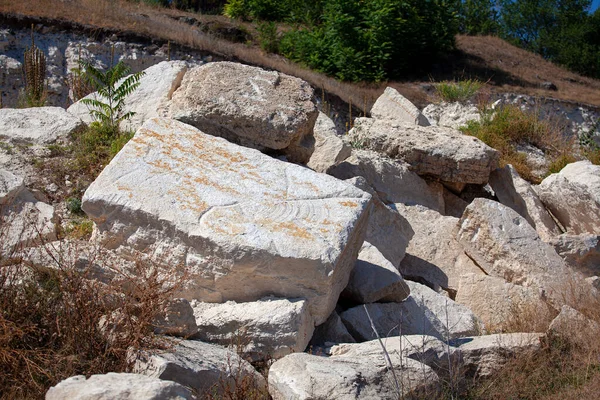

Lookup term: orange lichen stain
[339,201,358,208]
[211,221,246,236]
[148,159,172,170]
[321,219,333,225]
[272,221,314,240]
[116,184,132,192]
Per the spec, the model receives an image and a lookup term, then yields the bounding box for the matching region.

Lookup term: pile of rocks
[1,61,599,400]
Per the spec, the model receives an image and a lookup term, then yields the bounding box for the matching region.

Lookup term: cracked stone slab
[348,118,499,184]
[0,106,84,144]
[82,117,371,324]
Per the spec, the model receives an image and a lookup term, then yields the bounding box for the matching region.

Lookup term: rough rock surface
[68,61,189,131]
[536,161,600,235]
[170,62,318,160]
[45,373,193,400]
[348,118,499,184]
[191,297,314,359]
[450,333,541,378]
[133,340,265,395]
[341,242,410,304]
[0,169,24,206]
[340,281,483,341]
[268,352,439,400]
[455,273,549,329]
[397,204,481,293]
[549,234,600,276]
[2,188,57,255]
[0,107,84,144]
[548,305,600,339]
[330,150,444,212]
[82,118,371,325]
[422,102,481,129]
[307,112,351,173]
[370,87,430,126]
[153,298,198,338]
[309,311,355,347]
[344,176,414,267]
[489,164,561,241]
[330,335,456,373]
[457,199,568,292]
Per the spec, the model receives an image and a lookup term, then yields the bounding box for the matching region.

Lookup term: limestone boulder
[348,118,499,184]
[268,352,439,400]
[330,150,444,212]
[370,87,430,126]
[345,176,414,267]
[455,273,549,330]
[0,106,84,144]
[69,61,189,132]
[450,333,541,378]
[397,204,481,294]
[307,112,351,173]
[536,161,600,235]
[340,281,483,342]
[153,298,198,338]
[489,164,561,241]
[341,242,410,304]
[549,234,600,276]
[133,340,266,396]
[422,102,481,129]
[309,311,355,347]
[82,118,371,324]
[45,373,193,400]
[170,62,318,162]
[0,169,24,207]
[457,198,568,294]
[547,305,600,340]
[330,335,456,373]
[191,297,314,360]
[2,188,57,255]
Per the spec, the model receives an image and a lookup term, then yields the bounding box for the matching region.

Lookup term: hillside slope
[1,0,600,111]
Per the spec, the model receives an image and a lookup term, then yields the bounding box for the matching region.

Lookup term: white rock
[2,189,57,255]
[536,161,600,235]
[457,199,568,293]
[153,298,198,338]
[330,150,444,212]
[45,373,193,400]
[341,242,410,304]
[371,87,430,126]
[340,281,483,341]
[0,169,24,207]
[349,118,499,184]
[170,62,318,161]
[309,311,355,347]
[191,297,314,360]
[82,118,371,325]
[330,335,456,373]
[422,102,481,129]
[307,112,351,173]
[547,305,600,338]
[450,333,541,378]
[133,340,266,396]
[69,61,189,132]
[397,204,481,294]
[268,352,439,400]
[0,107,84,144]
[549,234,600,276]
[489,164,561,241]
[455,273,549,330]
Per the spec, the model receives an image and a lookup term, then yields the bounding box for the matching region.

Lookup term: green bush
[435,79,482,103]
[66,197,83,214]
[256,21,279,53]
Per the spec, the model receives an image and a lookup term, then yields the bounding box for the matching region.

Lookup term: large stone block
[170,62,318,161]
[0,106,84,144]
[370,87,430,126]
[348,118,499,184]
[82,118,371,324]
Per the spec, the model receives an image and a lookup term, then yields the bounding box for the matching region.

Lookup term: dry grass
[0,220,189,399]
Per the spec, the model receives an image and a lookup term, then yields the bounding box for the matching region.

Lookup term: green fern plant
[79,60,145,133]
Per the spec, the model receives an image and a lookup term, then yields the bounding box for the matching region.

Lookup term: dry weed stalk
[22,25,47,107]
